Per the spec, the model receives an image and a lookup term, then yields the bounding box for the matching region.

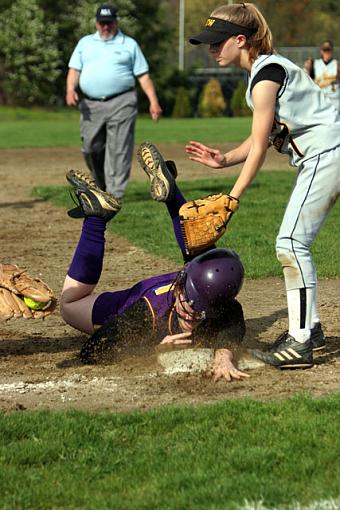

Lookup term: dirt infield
[0,145,339,412]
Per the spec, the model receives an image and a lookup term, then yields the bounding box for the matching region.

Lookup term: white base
[157,348,266,375]
[158,348,214,375]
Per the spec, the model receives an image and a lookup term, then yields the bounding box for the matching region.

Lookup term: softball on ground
[23,296,48,310]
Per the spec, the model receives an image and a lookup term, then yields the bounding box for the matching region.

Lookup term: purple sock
[166,184,187,258]
[68,217,106,284]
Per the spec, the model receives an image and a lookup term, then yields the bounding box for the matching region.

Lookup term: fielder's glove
[0,263,56,320]
[179,193,239,255]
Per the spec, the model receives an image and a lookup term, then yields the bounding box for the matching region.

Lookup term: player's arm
[229,80,279,199]
[66,68,80,106]
[185,137,253,169]
[137,73,162,121]
[160,331,192,345]
[80,300,154,364]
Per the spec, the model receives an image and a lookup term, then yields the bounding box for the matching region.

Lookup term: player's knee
[59,290,77,325]
[276,243,296,267]
[59,294,71,324]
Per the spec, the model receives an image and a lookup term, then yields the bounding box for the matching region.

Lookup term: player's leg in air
[60,170,121,334]
[137,142,215,262]
[60,149,187,337]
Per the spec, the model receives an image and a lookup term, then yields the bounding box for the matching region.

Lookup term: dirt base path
[0,146,339,412]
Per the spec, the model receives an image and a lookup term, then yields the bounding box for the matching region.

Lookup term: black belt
[83,88,134,102]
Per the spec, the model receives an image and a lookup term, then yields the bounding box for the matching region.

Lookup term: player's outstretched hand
[186,141,226,168]
[211,348,250,382]
[160,331,192,346]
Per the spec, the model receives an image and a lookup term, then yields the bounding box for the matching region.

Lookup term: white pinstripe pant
[276,145,340,291]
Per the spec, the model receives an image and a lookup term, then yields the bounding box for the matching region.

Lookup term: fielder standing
[66,4,162,200]
[186,2,340,369]
[304,40,340,113]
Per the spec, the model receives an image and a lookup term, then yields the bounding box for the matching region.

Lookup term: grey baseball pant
[79,89,138,198]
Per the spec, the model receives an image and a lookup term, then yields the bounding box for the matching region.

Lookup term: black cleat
[137,142,177,202]
[310,322,326,351]
[267,323,325,353]
[66,168,96,189]
[66,169,121,221]
[252,334,313,369]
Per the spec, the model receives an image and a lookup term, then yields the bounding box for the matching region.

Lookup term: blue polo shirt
[68,30,149,98]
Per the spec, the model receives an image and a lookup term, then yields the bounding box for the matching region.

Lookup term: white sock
[310,285,320,327]
[287,287,314,343]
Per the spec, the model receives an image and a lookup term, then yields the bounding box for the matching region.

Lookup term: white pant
[276,146,340,291]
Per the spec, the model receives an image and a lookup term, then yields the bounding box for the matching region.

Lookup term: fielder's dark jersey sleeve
[250,64,286,93]
[191,299,246,350]
[80,300,156,364]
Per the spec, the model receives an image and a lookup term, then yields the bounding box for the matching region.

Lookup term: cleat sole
[137,143,174,202]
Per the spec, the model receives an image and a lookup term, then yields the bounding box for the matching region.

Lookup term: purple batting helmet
[178,248,244,319]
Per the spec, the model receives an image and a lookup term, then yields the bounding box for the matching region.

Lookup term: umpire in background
[66,4,162,200]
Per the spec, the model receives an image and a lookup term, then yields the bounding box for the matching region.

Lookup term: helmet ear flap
[173,269,186,293]
[167,269,186,310]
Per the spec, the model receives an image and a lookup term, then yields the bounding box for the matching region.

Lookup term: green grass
[33,172,340,278]
[0,106,251,148]
[0,394,339,510]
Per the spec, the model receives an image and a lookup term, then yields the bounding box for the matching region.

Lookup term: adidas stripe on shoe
[252,334,313,369]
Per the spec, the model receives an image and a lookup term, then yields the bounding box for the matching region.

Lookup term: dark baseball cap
[189,17,257,45]
[321,40,333,51]
[96,4,117,22]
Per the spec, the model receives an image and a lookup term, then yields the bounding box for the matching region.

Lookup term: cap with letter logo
[96,4,117,22]
[189,17,257,45]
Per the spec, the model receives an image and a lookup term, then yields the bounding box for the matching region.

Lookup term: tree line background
[0,0,339,116]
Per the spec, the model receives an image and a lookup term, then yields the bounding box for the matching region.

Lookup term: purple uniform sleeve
[92,272,179,326]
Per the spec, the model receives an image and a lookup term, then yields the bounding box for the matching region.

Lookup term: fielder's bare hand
[186,141,226,168]
[210,348,250,382]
